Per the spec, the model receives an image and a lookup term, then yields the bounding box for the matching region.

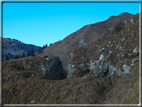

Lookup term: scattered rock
[68,54,132,78]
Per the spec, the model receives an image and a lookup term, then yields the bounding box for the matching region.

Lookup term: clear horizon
[3,2,139,47]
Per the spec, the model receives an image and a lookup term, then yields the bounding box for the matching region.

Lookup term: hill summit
[35,12,133,72]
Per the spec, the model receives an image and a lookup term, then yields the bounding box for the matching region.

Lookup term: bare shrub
[114,21,124,32]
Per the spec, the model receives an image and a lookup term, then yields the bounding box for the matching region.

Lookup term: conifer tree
[5,55,9,60]
[14,55,19,59]
[27,50,31,56]
[46,44,48,47]
[31,49,34,56]
[22,52,25,58]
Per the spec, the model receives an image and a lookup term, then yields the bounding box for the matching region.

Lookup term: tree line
[5,48,35,60]
[4,42,56,61]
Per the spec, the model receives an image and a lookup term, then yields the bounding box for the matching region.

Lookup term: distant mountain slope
[36,12,133,71]
[1,38,41,60]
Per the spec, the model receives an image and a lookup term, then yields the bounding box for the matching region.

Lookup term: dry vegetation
[2,60,139,104]
[2,13,140,104]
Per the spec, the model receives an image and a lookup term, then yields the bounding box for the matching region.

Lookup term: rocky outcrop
[23,57,66,80]
[67,13,140,79]
[67,53,136,78]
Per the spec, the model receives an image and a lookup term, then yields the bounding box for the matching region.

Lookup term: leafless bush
[114,21,124,32]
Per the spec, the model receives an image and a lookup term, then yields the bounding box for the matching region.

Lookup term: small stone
[8,79,12,82]
[119,47,121,49]
[122,38,125,41]
[5,79,7,82]
[109,50,112,53]
[99,47,105,53]
[44,93,47,97]
[44,82,48,85]
[31,100,35,103]
[84,75,88,78]
[132,47,139,56]
[31,92,36,95]
[39,97,42,101]
[31,74,34,77]
[127,53,133,58]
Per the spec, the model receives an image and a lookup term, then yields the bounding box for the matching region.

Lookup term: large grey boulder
[23,57,66,80]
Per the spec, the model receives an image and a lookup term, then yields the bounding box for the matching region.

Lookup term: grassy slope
[2,62,139,104]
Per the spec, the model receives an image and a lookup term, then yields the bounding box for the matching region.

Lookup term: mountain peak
[118,12,133,16]
[107,12,133,20]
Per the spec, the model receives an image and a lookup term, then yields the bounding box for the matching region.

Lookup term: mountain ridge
[35,12,133,72]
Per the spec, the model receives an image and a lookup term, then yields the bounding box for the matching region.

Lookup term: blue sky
[3,2,140,47]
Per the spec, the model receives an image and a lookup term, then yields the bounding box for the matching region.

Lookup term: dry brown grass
[2,13,140,104]
[2,58,139,104]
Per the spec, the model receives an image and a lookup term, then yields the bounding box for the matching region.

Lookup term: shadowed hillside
[1,38,41,60]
